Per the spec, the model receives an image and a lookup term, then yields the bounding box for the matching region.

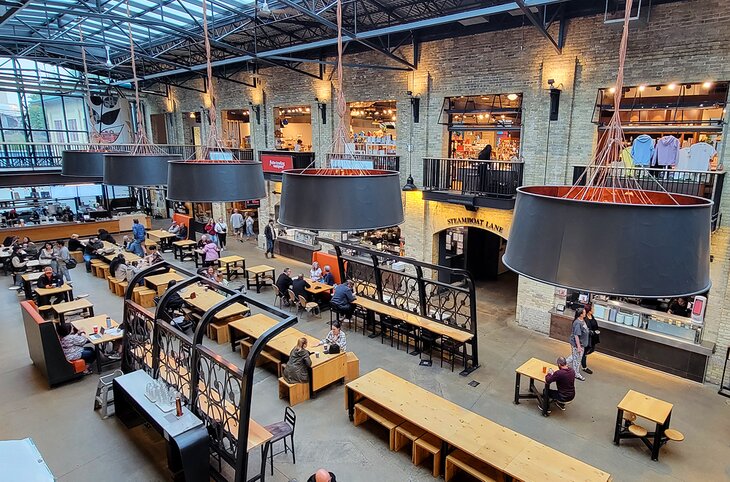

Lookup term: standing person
[307,469,337,482]
[244,213,255,239]
[568,308,589,381]
[581,304,600,374]
[204,219,217,246]
[54,240,72,283]
[264,219,277,258]
[130,218,146,257]
[9,246,28,290]
[214,217,228,251]
[283,337,312,384]
[230,209,244,241]
[202,237,220,267]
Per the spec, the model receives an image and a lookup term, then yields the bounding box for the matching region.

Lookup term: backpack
[65,257,78,269]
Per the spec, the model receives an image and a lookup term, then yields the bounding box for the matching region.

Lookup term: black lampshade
[166,160,266,202]
[502,186,712,298]
[402,175,417,191]
[104,154,180,186]
[62,150,109,177]
[279,169,404,231]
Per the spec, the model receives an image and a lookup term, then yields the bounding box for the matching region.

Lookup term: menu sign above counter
[261,153,294,173]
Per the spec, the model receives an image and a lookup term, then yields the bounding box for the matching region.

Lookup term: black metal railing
[327,152,400,171]
[573,165,725,230]
[423,157,524,198]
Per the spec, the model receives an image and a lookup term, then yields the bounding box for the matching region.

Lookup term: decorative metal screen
[155,321,194,402]
[121,300,155,374]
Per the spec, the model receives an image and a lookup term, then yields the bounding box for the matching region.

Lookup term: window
[68,119,79,142]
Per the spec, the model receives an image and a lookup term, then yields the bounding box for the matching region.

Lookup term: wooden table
[21,271,43,299]
[228,314,347,396]
[147,229,176,252]
[182,285,250,321]
[218,255,246,281]
[514,358,559,417]
[26,259,52,272]
[99,242,141,264]
[71,314,122,373]
[172,239,196,261]
[614,389,674,461]
[245,265,275,293]
[145,272,185,296]
[304,278,333,296]
[346,369,611,482]
[51,298,94,324]
[34,283,73,304]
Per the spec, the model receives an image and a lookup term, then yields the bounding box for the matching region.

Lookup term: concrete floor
[1,226,729,482]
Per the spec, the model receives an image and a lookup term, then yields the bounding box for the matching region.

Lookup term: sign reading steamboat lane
[446,217,505,235]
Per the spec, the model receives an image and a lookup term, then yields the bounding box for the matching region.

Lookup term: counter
[274,237,321,264]
[0,216,151,242]
[550,308,713,382]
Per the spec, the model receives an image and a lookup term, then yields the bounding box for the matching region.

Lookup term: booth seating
[20,300,86,387]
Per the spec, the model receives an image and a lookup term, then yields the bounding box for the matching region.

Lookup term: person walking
[214,217,228,251]
[130,218,146,257]
[245,213,255,239]
[264,219,277,258]
[230,209,244,241]
[54,240,72,283]
[568,308,589,381]
[581,304,600,374]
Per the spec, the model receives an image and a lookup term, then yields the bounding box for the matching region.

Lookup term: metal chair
[288,289,299,312]
[272,284,284,308]
[264,406,297,475]
[440,336,466,372]
[298,295,321,318]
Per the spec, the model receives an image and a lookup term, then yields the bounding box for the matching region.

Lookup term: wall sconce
[315,97,327,125]
[547,79,561,121]
[249,102,261,125]
[409,94,421,124]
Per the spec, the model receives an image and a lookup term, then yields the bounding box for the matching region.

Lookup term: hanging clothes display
[676,147,691,171]
[620,146,634,168]
[688,142,717,171]
[631,134,655,166]
[652,135,680,166]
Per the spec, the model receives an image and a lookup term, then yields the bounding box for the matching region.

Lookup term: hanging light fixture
[166,0,265,202]
[278,0,403,231]
[503,0,711,298]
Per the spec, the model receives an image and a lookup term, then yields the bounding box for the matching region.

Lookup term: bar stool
[440,336,467,372]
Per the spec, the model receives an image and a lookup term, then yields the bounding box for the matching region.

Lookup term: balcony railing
[573,165,725,230]
[326,153,400,171]
[423,157,524,198]
[0,142,253,170]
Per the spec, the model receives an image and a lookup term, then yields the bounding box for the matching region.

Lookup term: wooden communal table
[21,272,43,299]
[34,283,73,304]
[51,298,94,324]
[145,272,185,296]
[228,314,347,397]
[181,285,250,322]
[71,314,122,373]
[146,229,176,252]
[514,358,559,417]
[245,265,275,293]
[346,368,611,482]
[25,259,53,273]
[172,240,196,261]
[304,278,333,296]
[218,255,246,281]
[99,242,142,264]
[614,389,674,461]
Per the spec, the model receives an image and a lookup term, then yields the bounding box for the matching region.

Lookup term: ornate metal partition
[120,261,297,482]
[322,238,480,375]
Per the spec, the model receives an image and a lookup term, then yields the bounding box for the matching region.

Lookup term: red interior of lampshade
[523,185,711,206]
[286,168,395,176]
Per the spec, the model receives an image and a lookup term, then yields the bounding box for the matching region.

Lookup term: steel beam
[267,54,411,71]
[515,0,562,54]
[0,0,33,28]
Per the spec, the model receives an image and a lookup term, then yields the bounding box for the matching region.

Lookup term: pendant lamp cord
[78,26,102,146]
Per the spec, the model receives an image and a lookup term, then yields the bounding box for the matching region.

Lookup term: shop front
[222,109,251,149]
[347,100,397,156]
[274,105,312,151]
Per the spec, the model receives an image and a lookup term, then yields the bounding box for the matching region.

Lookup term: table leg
[542,386,550,417]
[66,289,74,302]
[346,386,355,421]
[95,345,103,374]
[613,409,624,445]
[256,274,262,293]
[89,307,95,317]
[514,372,521,404]
[258,442,269,482]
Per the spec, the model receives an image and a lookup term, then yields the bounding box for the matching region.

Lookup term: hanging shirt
[688,142,716,171]
[676,147,691,171]
[620,147,634,168]
[631,135,655,166]
[652,135,680,166]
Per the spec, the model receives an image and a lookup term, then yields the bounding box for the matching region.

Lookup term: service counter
[1,215,151,242]
[550,301,714,382]
[274,237,321,264]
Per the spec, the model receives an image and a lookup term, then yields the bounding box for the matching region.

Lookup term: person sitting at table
[213,270,229,287]
[157,279,185,318]
[315,322,346,353]
[39,242,55,264]
[202,266,217,281]
[21,237,38,257]
[197,234,209,249]
[307,469,337,482]
[67,234,83,252]
[321,265,335,286]
[176,224,188,240]
[276,268,293,305]
[542,356,576,411]
[83,237,104,273]
[310,261,322,282]
[330,280,356,324]
[108,254,128,281]
[292,274,312,302]
[126,260,143,285]
[143,244,163,266]
[57,323,94,374]
[9,245,27,290]
[283,337,312,384]
[168,221,180,235]
[37,266,65,304]
[97,229,117,245]
[201,237,219,267]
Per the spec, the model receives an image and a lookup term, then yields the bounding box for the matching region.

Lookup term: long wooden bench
[354,399,405,450]
[394,421,426,452]
[278,377,310,406]
[413,432,442,478]
[445,449,503,482]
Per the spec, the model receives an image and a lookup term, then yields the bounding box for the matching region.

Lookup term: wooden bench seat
[278,376,310,406]
[115,280,129,297]
[445,449,503,482]
[133,287,156,308]
[345,351,360,382]
[91,262,109,278]
[354,399,405,450]
[207,322,229,344]
[394,421,426,452]
[413,432,442,477]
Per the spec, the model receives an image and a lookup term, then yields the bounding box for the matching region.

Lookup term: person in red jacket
[543,356,575,411]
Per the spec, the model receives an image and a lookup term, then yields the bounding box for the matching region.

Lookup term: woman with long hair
[581,304,600,374]
[283,337,312,384]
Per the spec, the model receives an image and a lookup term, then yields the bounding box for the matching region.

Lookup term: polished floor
[1,227,729,481]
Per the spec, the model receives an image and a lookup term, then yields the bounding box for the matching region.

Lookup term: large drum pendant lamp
[104,153,180,186]
[278,168,404,231]
[502,186,712,297]
[167,159,266,202]
[61,150,109,177]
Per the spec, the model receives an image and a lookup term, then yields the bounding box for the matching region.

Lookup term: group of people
[281,323,348,384]
[230,209,256,241]
[274,262,346,309]
[8,236,74,290]
[167,220,189,241]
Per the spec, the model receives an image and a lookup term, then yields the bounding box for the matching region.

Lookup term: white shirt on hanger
[688,143,716,171]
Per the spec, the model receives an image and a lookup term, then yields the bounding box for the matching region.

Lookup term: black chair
[264,406,296,475]
[418,329,440,364]
[380,315,399,346]
[440,336,466,372]
[395,323,417,353]
[330,304,344,327]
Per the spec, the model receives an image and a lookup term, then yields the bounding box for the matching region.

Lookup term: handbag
[65,257,78,269]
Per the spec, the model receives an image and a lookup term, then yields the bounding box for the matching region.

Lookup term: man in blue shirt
[330,279,356,322]
[321,265,336,286]
[129,218,146,256]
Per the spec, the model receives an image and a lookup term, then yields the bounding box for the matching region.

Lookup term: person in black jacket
[67,234,83,252]
[275,268,293,305]
[83,237,104,272]
[98,229,117,245]
[292,274,312,302]
[307,469,336,482]
[581,304,601,374]
[264,219,277,258]
[37,266,65,304]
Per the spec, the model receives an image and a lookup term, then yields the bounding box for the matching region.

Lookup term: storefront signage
[261,153,294,173]
[446,217,504,234]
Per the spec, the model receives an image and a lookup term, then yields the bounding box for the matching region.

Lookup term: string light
[608,87,616,94]
[638,85,646,92]
[703,81,713,89]
[668,83,677,90]
[507,93,518,101]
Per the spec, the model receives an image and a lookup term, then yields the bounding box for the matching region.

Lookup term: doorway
[150,113,168,144]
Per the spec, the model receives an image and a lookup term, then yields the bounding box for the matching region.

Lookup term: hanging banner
[86,93,132,144]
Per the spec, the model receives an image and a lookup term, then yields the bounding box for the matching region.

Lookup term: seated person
[307,470,337,482]
[315,322,346,352]
[57,323,95,374]
[108,254,128,281]
[310,261,322,282]
[168,221,180,234]
[158,279,185,315]
[213,270,229,287]
[37,266,63,289]
[126,260,143,285]
[668,298,690,317]
[67,234,83,252]
[330,280,356,323]
[143,244,163,266]
[283,337,312,384]
[197,234,209,249]
[97,228,117,245]
[203,266,218,281]
[321,265,335,286]
[276,268,293,304]
[543,356,576,411]
[83,237,104,272]
[292,274,311,302]
[176,224,188,240]
[22,237,38,257]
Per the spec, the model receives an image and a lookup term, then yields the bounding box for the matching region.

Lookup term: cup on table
[315,351,320,359]
[93,325,99,334]
[542,366,547,374]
